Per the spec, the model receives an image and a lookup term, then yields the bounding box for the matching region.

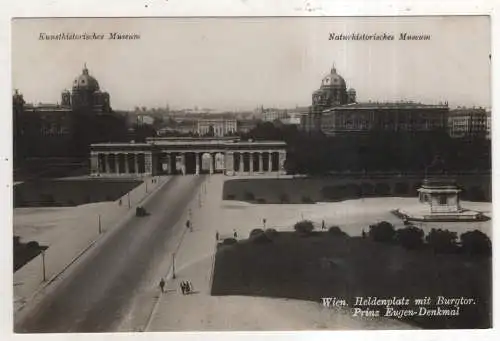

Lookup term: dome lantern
[72,63,100,92]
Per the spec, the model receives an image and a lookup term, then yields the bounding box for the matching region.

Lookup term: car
[135,206,148,217]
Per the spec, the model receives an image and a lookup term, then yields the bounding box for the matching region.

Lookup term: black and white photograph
[10,15,492,333]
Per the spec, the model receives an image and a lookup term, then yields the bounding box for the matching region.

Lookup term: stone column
[225,151,234,175]
[163,153,169,174]
[90,152,99,175]
[124,153,130,174]
[134,153,139,174]
[249,153,254,173]
[239,152,244,174]
[279,151,286,173]
[145,152,153,175]
[195,152,200,175]
[105,154,111,174]
[209,153,214,174]
[268,151,273,172]
[115,154,120,174]
[151,152,158,176]
[258,152,263,173]
[182,153,186,175]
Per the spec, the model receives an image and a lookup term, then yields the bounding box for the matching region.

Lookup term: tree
[460,230,491,256]
[395,225,424,249]
[294,220,314,235]
[249,228,272,243]
[328,226,347,237]
[249,228,264,238]
[368,221,395,243]
[425,228,458,253]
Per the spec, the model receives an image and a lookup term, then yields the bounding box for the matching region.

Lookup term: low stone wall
[222,175,491,204]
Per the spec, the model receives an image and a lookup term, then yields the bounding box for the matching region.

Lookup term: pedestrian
[118,198,122,206]
[188,281,194,293]
[321,220,325,230]
[233,229,237,238]
[183,281,189,295]
[216,231,219,241]
[159,278,165,293]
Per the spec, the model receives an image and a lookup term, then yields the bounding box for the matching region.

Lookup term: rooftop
[323,102,449,111]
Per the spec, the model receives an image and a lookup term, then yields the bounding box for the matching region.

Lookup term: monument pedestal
[394,178,487,222]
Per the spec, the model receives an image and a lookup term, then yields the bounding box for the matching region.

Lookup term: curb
[15,176,172,314]
[141,176,206,332]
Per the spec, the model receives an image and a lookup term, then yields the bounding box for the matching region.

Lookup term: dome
[72,64,100,91]
[321,63,346,88]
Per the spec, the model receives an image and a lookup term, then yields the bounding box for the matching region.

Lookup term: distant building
[237,119,259,133]
[320,102,449,136]
[303,61,450,135]
[262,109,289,122]
[197,118,238,136]
[448,107,490,139]
[13,64,127,162]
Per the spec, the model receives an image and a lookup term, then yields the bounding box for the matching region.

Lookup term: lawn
[211,232,491,329]
[13,236,48,272]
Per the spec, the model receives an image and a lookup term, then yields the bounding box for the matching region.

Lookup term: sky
[12,16,490,111]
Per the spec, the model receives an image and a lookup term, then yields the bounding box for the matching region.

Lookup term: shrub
[294,220,315,235]
[425,228,458,253]
[346,184,362,198]
[244,191,255,201]
[328,225,346,237]
[301,195,314,204]
[279,193,290,204]
[249,228,265,238]
[465,186,487,202]
[395,182,410,195]
[368,221,395,243]
[374,183,391,196]
[257,198,267,204]
[26,241,40,249]
[460,230,491,256]
[251,232,273,244]
[361,183,374,196]
[222,238,238,245]
[395,225,424,249]
[264,228,279,238]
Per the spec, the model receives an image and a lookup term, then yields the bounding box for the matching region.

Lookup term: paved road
[15,175,205,333]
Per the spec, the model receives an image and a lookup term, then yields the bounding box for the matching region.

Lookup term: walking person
[159,278,165,293]
[233,229,238,238]
[180,281,186,295]
[321,219,325,230]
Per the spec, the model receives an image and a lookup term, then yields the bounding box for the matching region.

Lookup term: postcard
[11,16,491,333]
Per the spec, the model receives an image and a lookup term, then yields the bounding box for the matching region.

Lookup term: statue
[425,155,447,177]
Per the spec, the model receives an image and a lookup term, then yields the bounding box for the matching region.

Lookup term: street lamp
[41,250,46,282]
[172,252,176,279]
[98,214,102,234]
